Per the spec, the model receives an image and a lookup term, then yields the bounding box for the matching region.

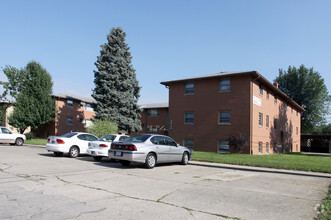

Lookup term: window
[274,119,277,129]
[258,142,262,154]
[296,144,298,151]
[218,141,230,153]
[296,127,298,135]
[290,124,293,134]
[291,107,293,113]
[259,84,263,96]
[259,113,263,126]
[266,91,269,99]
[119,136,129,141]
[285,122,288,132]
[184,139,194,150]
[184,112,194,124]
[266,142,269,154]
[1,128,11,134]
[147,109,160,117]
[67,100,73,107]
[185,83,194,95]
[84,103,94,112]
[147,125,159,132]
[266,115,269,128]
[219,79,230,92]
[219,111,230,124]
[67,117,73,125]
[274,96,277,104]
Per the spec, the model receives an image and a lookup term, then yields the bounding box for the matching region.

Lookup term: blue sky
[0,0,330,105]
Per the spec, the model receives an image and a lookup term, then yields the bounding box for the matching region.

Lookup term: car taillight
[126,145,137,151]
[99,144,108,148]
[47,138,50,143]
[111,144,136,151]
[56,139,65,144]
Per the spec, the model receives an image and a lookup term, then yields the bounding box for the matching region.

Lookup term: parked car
[46,132,98,158]
[108,134,191,169]
[86,134,129,161]
[0,126,26,146]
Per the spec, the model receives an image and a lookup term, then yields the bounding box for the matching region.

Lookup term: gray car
[108,134,191,169]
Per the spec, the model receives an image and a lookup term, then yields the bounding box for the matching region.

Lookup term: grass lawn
[25,138,47,146]
[192,151,331,173]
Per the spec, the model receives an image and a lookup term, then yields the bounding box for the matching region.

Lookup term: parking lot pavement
[0,145,330,220]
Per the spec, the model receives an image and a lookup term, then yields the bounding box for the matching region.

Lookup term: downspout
[250,74,260,154]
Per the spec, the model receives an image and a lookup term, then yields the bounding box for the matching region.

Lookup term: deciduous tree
[1,61,56,133]
[275,65,330,133]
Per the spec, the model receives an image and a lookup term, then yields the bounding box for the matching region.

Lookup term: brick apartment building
[160,71,304,155]
[34,93,96,138]
[139,103,168,135]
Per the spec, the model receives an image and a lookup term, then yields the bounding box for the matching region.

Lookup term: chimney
[273,82,279,88]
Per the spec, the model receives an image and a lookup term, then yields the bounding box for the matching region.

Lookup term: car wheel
[181,152,189,165]
[120,160,130,166]
[54,152,63,156]
[145,153,156,169]
[93,156,102,161]
[68,146,79,158]
[15,138,24,146]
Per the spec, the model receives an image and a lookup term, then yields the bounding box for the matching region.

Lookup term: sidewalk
[189,160,331,178]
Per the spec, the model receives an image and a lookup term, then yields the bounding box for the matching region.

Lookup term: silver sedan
[108,134,191,169]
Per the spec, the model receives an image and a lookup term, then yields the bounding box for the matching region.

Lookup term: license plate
[114,151,122,156]
[91,151,96,155]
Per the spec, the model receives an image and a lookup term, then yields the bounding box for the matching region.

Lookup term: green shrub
[87,119,118,138]
[25,132,34,140]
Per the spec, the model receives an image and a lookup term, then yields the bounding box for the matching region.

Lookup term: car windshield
[61,132,78,138]
[124,134,151,143]
[98,135,116,142]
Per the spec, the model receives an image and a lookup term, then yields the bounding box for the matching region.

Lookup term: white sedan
[46,132,98,158]
[109,134,191,169]
[0,126,26,146]
[86,134,129,161]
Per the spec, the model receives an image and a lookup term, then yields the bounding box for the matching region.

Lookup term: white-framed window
[84,103,94,112]
[218,140,230,153]
[274,96,277,104]
[185,82,194,95]
[147,125,159,132]
[266,91,269,99]
[219,79,230,92]
[258,142,262,154]
[67,100,73,108]
[67,117,73,125]
[147,109,160,117]
[184,112,194,125]
[259,113,263,126]
[266,115,269,128]
[219,111,230,124]
[266,142,269,154]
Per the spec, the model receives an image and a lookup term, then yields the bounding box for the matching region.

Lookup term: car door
[150,136,169,163]
[164,137,182,162]
[77,134,97,153]
[0,127,14,143]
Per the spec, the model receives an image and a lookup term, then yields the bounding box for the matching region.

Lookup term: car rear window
[98,135,116,142]
[61,132,78,138]
[125,134,151,143]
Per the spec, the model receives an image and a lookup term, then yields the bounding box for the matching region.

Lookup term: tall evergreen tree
[4,61,56,133]
[275,65,330,133]
[92,27,141,133]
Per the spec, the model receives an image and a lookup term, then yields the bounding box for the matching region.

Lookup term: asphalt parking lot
[0,144,330,220]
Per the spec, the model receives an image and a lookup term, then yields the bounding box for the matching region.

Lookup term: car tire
[15,138,24,146]
[145,153,156,169]
[68,146,79,158]
[181,152,189,165]
[93,156,102,161]
[54,152,63,156]
[120,160,130,166]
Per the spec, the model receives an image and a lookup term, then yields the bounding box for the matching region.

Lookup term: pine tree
[7,61,56,133]
[92,27,141,134]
